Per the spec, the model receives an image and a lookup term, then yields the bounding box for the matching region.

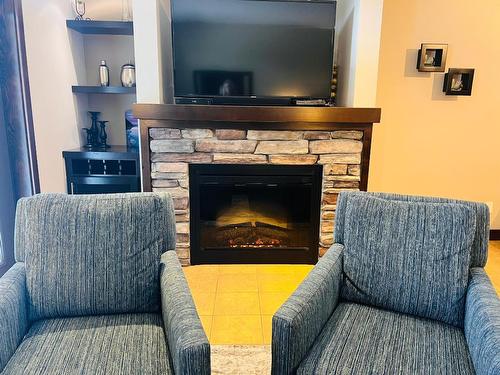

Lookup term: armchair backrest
[15,193,176,321]
[335,192,490,268]
[334,192,486,327]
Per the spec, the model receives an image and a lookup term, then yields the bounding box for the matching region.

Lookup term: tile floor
[183,264,313,345]
[486,240,500,292]
[184,241,500,345]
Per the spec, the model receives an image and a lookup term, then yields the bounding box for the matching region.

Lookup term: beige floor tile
[293,265,314,279]
[489,241,500,250]
[217,273,259,292]
[199,315,212,338]
[487,241,500,294]
[191,292,216,316]
[186,265,306,345]
[218,265,258,275]
[256,265,297,275]
[259,292,291,315]
[214,292,260,315]
[211,315,263,345]
[257,273,303,293]
[261,315,273,345]
[183,265,219,278]
[187,277,218,294]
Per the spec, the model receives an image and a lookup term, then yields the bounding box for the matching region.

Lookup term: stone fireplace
[133,104,380,265]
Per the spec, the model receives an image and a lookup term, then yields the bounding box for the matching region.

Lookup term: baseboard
[490,230,500,240]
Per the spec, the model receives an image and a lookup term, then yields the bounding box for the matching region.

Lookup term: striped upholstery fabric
[0,263,28,373]
[160,251,211,375]
[272,244,343,375]
[14,193,176,321]
[335,191,490,267]
[341,194,475,327]
[272,192,497,374]
[1,313,172,375]
[465,268,500,375]
[297,303,475,375]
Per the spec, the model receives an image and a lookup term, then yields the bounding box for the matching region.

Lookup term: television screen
[171,0,336,102]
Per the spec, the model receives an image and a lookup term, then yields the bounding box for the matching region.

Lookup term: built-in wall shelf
[72,86,136,95]
[66,20,133,36]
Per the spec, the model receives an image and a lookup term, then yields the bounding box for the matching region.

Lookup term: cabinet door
[69,176,140,195]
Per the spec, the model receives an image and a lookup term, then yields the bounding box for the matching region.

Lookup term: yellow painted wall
[370,0,500,228]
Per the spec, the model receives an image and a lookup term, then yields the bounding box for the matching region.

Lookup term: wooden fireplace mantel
[133,104,381,129]
[133,104,381,193]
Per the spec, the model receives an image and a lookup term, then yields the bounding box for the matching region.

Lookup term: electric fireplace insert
[189,164,322,264]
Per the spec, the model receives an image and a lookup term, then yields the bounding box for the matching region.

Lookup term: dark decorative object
[98,121,110,149]
[84,111,110,149]
[73,0,90,21]
[83,128,93,147]
[417,43,448,72]
[88,111,100,147]
[443,68,475,96]
[330,64,338,105]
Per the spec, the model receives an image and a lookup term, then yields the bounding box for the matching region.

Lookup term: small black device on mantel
[171,0,336,106]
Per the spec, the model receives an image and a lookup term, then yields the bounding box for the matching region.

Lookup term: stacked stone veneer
[149,128,364,265]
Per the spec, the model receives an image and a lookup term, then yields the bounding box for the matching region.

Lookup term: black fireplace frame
[189,164,323,265]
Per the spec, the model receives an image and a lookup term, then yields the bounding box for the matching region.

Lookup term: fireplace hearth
[189,164,322,264]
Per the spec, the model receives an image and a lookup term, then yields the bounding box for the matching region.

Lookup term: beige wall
[23,0,135,193]
[370,0,500,228]
[22,0,87,193]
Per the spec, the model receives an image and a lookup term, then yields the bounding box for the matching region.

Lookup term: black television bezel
[170,0,337,105]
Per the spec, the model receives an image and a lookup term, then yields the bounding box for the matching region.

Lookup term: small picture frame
[443,68,475,96]
[417,43,448,72]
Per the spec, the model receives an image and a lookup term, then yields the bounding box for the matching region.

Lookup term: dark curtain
[0,0,39,276]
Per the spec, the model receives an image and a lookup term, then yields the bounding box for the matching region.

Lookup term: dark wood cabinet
[63,146,140,194]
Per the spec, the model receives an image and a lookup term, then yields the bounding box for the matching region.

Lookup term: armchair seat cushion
[297,303,475,375]
[2,313,172,375]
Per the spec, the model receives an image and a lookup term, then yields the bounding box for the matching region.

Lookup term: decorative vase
[86,111,101,148]
[98,121,110,149]
[73,0,89,20]
[122,0,132,21]
[120,63,136,87]
[99,60,110,87]
[83,128,93,148]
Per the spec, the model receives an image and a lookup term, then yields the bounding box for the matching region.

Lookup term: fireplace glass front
[189,164,322,264]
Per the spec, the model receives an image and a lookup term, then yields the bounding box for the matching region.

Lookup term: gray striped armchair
[0,193,210,375]
[272,192,500,374]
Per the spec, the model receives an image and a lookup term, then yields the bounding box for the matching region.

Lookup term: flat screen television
[171,0,336,105]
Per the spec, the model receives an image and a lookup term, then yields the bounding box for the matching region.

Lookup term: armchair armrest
[0,263,29,372]
[160,251,210,375]
[464,268,500,375]
[272,244,344,375]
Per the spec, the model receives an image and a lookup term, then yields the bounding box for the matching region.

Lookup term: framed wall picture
[417,43,448,72]
[443,68,475,96]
